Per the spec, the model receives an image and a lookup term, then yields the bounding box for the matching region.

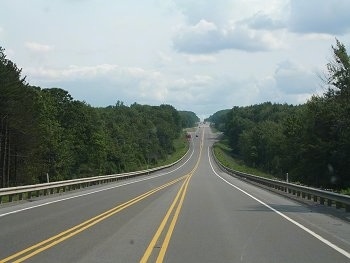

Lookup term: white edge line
[207,147,350,259]
[0,147,195,218]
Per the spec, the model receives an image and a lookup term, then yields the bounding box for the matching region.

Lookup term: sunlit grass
[143,133,189,170]
[184,127,196,132]
[340,188,350,196]
[213,139,274,179]
[161,136,189,165]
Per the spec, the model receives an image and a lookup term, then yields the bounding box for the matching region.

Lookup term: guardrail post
[320,197,325,205]
[327,199,332,207]
[212,147,350,213]
[0,196,2,204]
[9,194,13,202]
[336,202,341,209]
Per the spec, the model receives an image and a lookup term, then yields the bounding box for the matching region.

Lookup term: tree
[0,47,194,186]
[323,39,350,188]
[0,47,39,186]
[326,39,350,99]
[179,111,200,128]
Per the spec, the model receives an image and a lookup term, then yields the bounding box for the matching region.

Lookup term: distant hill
[179,111,200,128]
[205,109,230,131]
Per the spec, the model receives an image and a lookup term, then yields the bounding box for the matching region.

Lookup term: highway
[0,124,350,262]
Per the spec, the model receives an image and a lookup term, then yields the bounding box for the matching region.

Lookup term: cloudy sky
[1,0,350,119]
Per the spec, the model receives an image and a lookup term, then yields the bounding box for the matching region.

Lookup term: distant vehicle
[196,134,198,137]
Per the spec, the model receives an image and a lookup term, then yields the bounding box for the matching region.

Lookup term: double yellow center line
[140,172,193,262]
[141,132,203,262]
[0,130,204,263]
[0,176,186,263]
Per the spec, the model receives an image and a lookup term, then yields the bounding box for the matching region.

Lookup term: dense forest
[0,47,199,187]
[207,40,350,190]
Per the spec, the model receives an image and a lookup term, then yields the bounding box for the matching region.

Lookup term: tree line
[207,40,350,190]
[0,47,199,187]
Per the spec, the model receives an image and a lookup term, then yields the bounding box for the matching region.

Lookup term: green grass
[158,136,189,166]
[184,127,196,132]
[213,139,274,179]
[0,195,9,203]
[143,134,189,170]
[340,188,350,196]
[214,139,350,196]
[209,126,219,133]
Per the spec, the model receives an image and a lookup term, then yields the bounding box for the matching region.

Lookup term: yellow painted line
[0,175,187,263]
[140,128,204,262]
[139,175,190,263]
[156,173,192,262]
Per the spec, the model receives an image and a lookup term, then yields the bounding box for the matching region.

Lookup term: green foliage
[0,47,189,186]
[178,111,200,128]
[213,139,273,179]
[0,47,41,186]
[213,40,350,190]
[205,109,230,131]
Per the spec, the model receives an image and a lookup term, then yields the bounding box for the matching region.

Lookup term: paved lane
[0,125,349,262]
[165,126,350,262]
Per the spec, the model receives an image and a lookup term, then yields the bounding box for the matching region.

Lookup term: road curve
[0,124,349,263]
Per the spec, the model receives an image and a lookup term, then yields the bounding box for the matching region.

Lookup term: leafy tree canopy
[0,47,194,186]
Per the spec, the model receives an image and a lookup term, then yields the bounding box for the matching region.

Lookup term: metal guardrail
[211,148,350,212]
[0,149,189,204]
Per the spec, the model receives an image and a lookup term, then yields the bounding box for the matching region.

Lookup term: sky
[1,0,350,119]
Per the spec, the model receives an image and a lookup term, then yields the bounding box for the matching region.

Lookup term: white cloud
[25,63,223,113]
[26,64,118,80]
[253,60,320,105]
[173,19,284,53]
[158,51,172,63]
[175,74,213,86]
[241,12,285,30]
[274,60,318,95]
[25,64,170,105]
[190,19,218,33]
[172,0,233,26]
[2,0,348,116]
[299,33,334,41]
[25,41,54,52]
[170,0,291,54]
[288,0,350,35]
[186,54,216,64]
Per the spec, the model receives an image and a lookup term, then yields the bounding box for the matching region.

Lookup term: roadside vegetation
[213,138,274,179]
[0,47,199,187]
[208,39,350,193]
[151,133,190,168]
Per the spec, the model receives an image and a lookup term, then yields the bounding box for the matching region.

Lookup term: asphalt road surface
[1,124,349,262]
